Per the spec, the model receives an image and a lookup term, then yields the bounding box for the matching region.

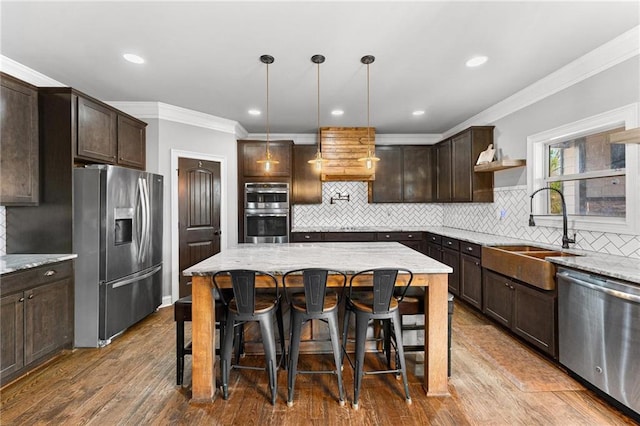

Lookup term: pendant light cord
[317,59,321,154]
[266,59,270,154]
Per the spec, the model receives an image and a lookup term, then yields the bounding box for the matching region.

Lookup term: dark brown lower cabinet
[441,246,460,296]
[460,252,482,310]
[0,260,74,385]
[483,269,557,358]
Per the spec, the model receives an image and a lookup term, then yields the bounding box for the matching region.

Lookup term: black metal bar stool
[174,294,227,386]
[213,269,286,405]
[282,268,347,407]
[387,289,454,377]
[341,268,414,409]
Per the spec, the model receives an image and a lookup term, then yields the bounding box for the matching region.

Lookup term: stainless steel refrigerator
[73,165,163,347]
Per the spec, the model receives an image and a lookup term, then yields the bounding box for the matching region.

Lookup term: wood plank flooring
[1,301,637,425]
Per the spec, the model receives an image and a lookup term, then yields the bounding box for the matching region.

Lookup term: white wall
[143,117,239,301]
[491,56,640,188]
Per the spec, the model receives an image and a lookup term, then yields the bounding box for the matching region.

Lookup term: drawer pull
[304,235,310,239]
[467,247,474,252]
[44,270,56,277]
[408,234,413,238]
[447,241,452,245]
[385,234,390,238]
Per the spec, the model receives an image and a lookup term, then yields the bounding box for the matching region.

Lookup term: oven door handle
[245,213,288,217]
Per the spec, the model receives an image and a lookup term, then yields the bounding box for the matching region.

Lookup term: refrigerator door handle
[137,177,148,263]
[110,264,162,289]
[143,177,151,260]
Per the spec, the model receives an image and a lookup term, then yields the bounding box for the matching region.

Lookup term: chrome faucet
[529,187,575,249]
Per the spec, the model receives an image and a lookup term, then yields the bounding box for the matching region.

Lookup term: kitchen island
[183,242,452,403]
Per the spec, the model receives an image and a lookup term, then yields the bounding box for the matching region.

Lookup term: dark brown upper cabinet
[76,96,117,163]
[238,140,292,178]
[117,115,146,169]
[292,144,322,204]
[370,145,433,203]
[436,126,494,203]
[0,73,39,206]
[38,88,147,170]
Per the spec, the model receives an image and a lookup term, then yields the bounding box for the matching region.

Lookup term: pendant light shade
[357,55,380,169]
[256,54,279,171]
[308,54,328,172]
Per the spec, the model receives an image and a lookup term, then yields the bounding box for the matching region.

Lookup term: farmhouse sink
[481,245,581,290]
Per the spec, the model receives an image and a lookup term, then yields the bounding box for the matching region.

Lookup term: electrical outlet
[499,208,507,220]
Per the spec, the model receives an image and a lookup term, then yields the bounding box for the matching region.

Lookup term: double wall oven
[244,182,289,243]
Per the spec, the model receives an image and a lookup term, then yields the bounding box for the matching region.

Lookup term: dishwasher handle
[558,271,640,304]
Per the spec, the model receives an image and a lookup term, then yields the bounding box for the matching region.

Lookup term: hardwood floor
[1,301,637,425]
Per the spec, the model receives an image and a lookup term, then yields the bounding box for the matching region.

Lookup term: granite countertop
[290,226,640,284]
[0,254,78,275]
[184,242,452,276]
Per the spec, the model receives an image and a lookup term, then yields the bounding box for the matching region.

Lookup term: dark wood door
[76,95,117,163]
[370,146,402,203]
[178,158,221,297]
[460,253,482,310]
[292,144,322,204]
[436,139,452,202]
[513,282,557,356]
[117,115,146,170]
[441,247,460,296]
[0,292,24,379]
[0,73,39,206]
[403,146,432,202]
[24,278,72,365]
[482,269,513,328]
[451,132,472,201]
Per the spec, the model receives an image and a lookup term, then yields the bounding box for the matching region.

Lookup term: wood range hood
[319,127,376,181]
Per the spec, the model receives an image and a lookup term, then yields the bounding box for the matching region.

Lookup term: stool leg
[259,314,278,405]
[352,312,369,409]
[176,319,185,386]
[276,302,287,369]
[341,308,351,366]
[287,314,302,406]
[221,315,236,400]
[327,311,345,406]
[383,319,392,368]
[392,310,411,404]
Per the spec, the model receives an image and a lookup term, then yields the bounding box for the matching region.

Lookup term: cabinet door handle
[28,294,34,299]
[44,270,56,277]
[19,297,24,303]
[475,261,480,266]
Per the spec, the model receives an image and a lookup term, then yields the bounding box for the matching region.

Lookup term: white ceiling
[1,1,639,134]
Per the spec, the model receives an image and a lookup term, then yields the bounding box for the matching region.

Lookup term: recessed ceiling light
[123,53,145,64]
[466,56,488,67]
[248,109,261,116]
[331,109,344,116]
[412,110,425,116]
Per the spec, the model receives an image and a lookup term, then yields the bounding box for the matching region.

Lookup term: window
[528,103,639,235]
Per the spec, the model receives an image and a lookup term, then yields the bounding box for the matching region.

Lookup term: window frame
[527,103,639,235]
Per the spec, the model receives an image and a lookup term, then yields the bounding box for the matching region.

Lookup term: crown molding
[443,25,640,138]
[0,55,66,87]
[248,132,442,145]
[106,101,248,137]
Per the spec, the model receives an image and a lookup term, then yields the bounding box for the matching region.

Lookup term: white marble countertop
[290,226,640,284]
[183,242,452,276]
[0,254,77,275]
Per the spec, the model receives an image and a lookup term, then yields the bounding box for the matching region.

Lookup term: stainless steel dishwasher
[557,267,640,416]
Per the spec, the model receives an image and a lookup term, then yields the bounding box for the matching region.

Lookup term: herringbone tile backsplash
[292,183,640,259]
[2,186,637,258]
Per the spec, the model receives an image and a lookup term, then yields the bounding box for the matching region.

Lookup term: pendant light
[256,54,279,171]
[357,55,380,169]
[308,54,327,171]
